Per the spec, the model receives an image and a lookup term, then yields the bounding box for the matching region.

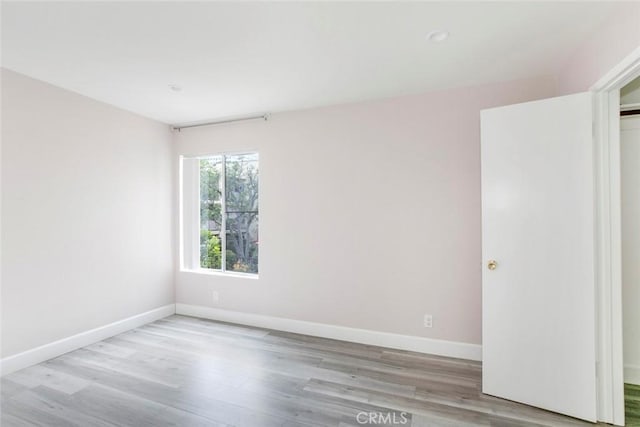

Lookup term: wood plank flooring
[1,315,599,426]
[627,383,640,426]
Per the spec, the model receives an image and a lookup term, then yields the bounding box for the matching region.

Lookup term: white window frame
[179,152,259,278]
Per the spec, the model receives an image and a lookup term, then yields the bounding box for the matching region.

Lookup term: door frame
[592,46,640,426]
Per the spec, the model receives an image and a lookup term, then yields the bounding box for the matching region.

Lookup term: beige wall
[1,69,175,357]
[174,75,557,346]
[621,76,640,106]
[622,116,640,384]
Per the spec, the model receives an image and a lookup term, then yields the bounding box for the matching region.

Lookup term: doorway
[591,46,640,426]
[621,75,640,426]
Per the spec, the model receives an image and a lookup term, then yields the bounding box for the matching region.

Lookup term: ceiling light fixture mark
[426,30,450,42]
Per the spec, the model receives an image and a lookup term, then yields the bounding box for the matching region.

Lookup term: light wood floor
[1,315,598,426]
[627,383,640,427]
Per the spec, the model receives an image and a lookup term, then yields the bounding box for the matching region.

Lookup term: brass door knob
[487,260,497,270]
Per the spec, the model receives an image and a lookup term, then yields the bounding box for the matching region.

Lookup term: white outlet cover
[424,314,433,328]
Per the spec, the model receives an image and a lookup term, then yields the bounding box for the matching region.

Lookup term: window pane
[225,153,259,213]
[226,212,259,273]
[225,153,259,274]
[200,157,223,269]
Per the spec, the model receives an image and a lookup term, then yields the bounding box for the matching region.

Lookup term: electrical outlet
[423,314,433,328]
[212,291,219,303]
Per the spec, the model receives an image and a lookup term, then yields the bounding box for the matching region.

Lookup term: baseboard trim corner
[625,364,640,386]
[0,304,176,376]
[175,303,482,361]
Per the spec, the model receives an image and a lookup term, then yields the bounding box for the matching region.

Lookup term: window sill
[180,268,259,280]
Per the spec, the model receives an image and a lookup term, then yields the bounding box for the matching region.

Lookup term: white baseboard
[175,303,482,361]
[0,304,176,376]
[625,364,640,385]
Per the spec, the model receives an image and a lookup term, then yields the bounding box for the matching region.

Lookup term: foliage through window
[198,153,259,274]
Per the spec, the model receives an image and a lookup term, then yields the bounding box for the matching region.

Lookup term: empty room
[2,1,640,426]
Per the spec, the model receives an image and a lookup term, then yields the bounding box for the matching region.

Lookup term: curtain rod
[621,109,640,117]
[172,113,270,131]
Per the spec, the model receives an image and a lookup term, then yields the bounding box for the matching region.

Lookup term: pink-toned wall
[2,70,175,358]
[557,3,640,95]
[174,75,557,347]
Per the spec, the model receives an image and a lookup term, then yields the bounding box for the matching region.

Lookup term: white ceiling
[1,2,623,124]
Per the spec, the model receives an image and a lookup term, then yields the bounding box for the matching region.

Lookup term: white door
[481,92,597,422]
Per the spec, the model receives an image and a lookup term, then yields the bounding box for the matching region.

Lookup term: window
[181,153,259,275]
